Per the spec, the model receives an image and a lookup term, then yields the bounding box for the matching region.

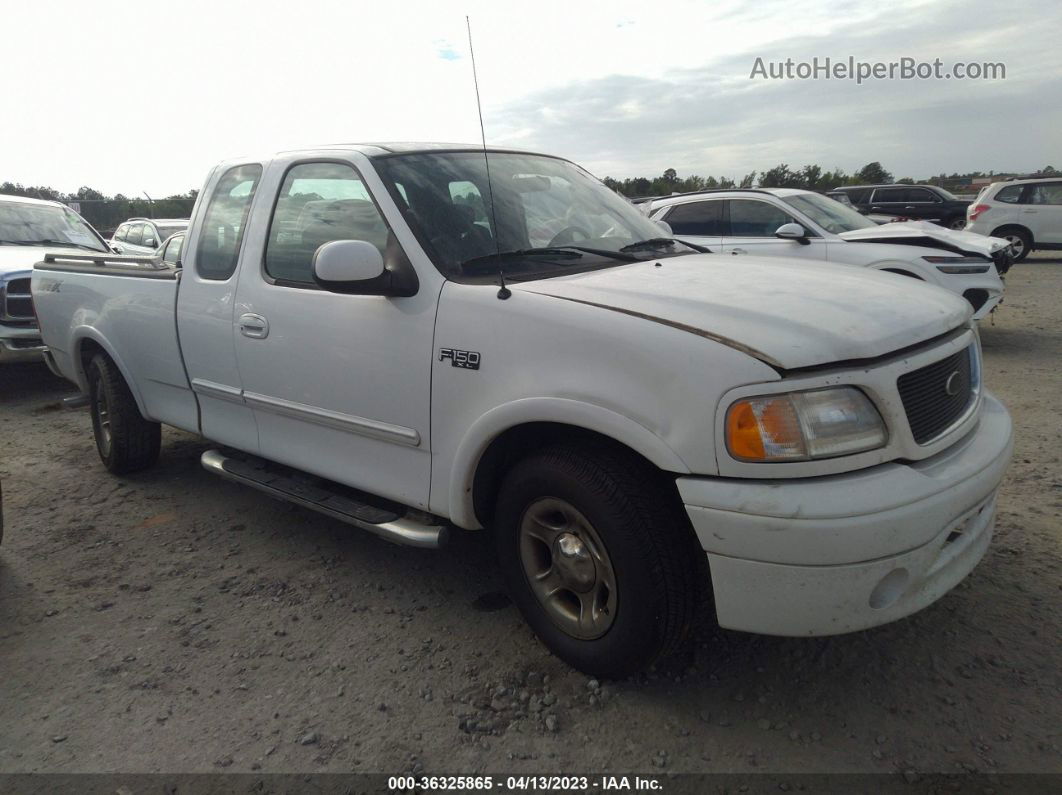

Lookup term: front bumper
[0,325,46,364]
[679,392,1012,636]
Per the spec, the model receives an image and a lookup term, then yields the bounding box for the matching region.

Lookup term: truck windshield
[0,201,107,252]
[372,151,691,279]
[781,193,880,235]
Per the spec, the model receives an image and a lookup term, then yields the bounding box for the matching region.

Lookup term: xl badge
[439,348,481,370]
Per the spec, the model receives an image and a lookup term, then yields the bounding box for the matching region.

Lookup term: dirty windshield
[0,201,107,252]
[373,151,696,280]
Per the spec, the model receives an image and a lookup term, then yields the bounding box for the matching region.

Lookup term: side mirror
[654,219,673,235]
[775,223,809,245]
[144,239,156,249]
[111,244,122,254]
[312,239,417,297]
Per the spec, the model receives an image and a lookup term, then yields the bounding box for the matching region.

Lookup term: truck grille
[897,346,975,444]
[1,277,35,323]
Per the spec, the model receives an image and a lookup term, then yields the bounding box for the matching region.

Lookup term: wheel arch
[449,399,691,529]
[989,223,1034,244]
[73,330,150,418]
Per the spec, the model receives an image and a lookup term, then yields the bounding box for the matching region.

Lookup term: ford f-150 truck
[32,144,1013,676]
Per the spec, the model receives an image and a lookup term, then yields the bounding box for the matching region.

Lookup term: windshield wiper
[7,239,104,252]
[619,237,712,254]
[461,247,584,271]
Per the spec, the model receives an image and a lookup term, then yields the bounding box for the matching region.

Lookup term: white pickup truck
[32,144,1013,677]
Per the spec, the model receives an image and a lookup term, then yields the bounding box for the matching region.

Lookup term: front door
[719,199,827,261]
[231,156,436,510]
[1025,181,1062,245]
[653,199,724,249]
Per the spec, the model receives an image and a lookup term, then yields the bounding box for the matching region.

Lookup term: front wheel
[494,442,703,677]
[87,353,161,474]
[995,228,1031,263]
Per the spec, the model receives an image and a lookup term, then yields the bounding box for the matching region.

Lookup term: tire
[994,227,1032,263]
[494,441,703,678]
[946,216,967,231]
[87,353,161,474]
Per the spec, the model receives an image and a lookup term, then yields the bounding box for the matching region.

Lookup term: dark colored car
[827,185,970,230]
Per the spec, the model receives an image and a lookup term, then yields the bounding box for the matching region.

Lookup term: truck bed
[32,254,198,433]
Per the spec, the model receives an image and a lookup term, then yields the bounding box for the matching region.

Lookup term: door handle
[730,248,747,255]
[238,313,269,339]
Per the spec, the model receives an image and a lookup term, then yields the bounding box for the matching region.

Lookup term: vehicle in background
[0,194,111,363]
[646,188,1010,316]
[965,178,1062,263]
[828,185,970,230]
[110,218,189,255]
[33,144,1012,677]
[153,232,185,268]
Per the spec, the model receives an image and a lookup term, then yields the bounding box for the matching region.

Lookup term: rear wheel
[946,216,967,231]
[87,353,161,474]
[494,442,703,677]
[994,227,1031,263]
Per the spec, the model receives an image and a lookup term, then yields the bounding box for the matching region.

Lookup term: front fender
[447,397,691,529]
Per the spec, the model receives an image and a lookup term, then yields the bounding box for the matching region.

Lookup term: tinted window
[873,188,907,203]
[663,201,724,236]
[906,188,939,202]
[994,185,1023,203]
[196,164,262,280]
[125,223,144,246]
[162,234,184,265]
[846,188,872,204]
[265,161,401,285]
[727,200,794,237]
[1029,182,1062,205]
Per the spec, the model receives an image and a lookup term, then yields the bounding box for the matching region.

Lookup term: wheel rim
[1005,235,1025,257]
[94,385,112,456]
[518,497,618,640]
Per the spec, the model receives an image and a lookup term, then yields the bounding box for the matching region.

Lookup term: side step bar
[200,449,449,549]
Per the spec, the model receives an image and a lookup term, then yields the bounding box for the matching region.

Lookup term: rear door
[177,163,266,452]
[719,198,827,260]
[1025,181,1062,244]
[655,199,723,249]
[868,187,910,220]
[230,154,436,509]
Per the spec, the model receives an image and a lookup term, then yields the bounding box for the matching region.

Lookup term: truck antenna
[466,16,509,299]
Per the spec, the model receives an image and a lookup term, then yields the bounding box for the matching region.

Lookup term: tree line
[602,163,1060,198]
[0,182,198,234]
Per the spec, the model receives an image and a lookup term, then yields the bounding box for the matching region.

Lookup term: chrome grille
[1,277,35,322]
[897,346,975,444]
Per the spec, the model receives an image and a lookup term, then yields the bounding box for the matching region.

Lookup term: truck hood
[838,221,1008,256]
[514,255,970,370]
[0,244,106,277]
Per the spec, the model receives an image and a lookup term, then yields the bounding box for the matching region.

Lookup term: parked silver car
[110,217,188,256]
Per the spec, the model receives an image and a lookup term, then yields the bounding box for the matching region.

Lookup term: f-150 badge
[439,348,481,370]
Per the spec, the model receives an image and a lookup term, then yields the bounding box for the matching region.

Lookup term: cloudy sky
[2,0,1058,196]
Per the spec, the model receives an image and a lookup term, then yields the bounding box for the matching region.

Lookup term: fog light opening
[869,568,909,610]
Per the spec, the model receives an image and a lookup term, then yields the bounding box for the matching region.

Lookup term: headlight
[726,387,887,462]
[922,255,992,274]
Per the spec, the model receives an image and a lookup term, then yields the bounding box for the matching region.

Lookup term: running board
[200,449,449,549]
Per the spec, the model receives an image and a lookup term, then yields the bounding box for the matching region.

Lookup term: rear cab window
[196,164,263,280]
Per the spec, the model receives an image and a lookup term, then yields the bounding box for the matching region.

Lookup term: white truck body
[32,144,1013,674]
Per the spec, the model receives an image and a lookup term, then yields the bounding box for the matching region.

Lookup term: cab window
[662,201,723,236]
[196,164,262,280]
[265,161,407,286]
[726,200,796,237]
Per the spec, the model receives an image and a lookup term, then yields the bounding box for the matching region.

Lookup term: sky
[2,0,1058,197]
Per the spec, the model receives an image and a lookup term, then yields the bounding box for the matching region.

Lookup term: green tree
[855,162,893,184]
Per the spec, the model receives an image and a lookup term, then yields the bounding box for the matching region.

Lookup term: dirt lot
[1,256,1059,781]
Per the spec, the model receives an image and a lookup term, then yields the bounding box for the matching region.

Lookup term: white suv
[965,178,1062,262]
[646,189,1009,319]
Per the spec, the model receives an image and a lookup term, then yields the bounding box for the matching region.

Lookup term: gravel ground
[0,255,1059,779]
